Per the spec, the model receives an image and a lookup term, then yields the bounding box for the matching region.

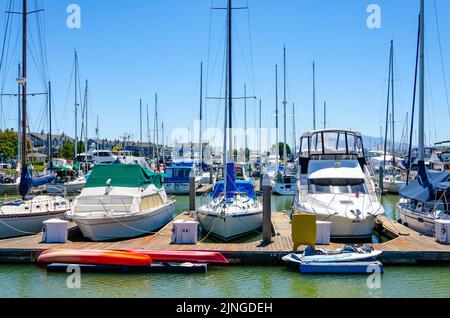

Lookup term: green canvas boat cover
[85,164,163,189]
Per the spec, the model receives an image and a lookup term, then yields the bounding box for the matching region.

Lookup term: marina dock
[0,212,448,265]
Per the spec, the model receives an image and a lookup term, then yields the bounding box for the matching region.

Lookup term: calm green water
[0,194,449,298]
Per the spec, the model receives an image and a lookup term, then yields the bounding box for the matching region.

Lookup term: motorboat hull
[273,181,297,196]
[73,202,175,241]
[46,180,86,194]
[0,183,19,195]
[163,182,198,195]
[383,180,406,194]
[293,207,377,240]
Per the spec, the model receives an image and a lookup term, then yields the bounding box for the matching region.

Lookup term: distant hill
[362,135,415,151]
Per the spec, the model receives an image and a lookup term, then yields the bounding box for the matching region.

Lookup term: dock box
[435,219,450,245]
[171,220,199,244]
[42,219,69,243]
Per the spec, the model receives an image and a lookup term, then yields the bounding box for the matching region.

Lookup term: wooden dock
[196,184,213,195]
[0,212,448,264]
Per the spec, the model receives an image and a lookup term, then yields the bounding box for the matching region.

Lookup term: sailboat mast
[74,50,78,163]
[259,99,262,161]
[146,104,150,159]
[155,93,159,167]
[391,41,395,161]
[199,62,203,168]
[244,84,247,162]
[383,43,393,171]
[17,64,21,164]
[140,98,142,149]
[84,80,88,156]
[323,101,327,129]
[313,62,316,131]
[227,0,233,163]
[48,81,52,170]
[96,115,99,151]
[222,0,233,198]
[283,45,287,166]
[418,0,425,162]
[275,64,279,173]
[21,0,27,175]
[292,102,296,157]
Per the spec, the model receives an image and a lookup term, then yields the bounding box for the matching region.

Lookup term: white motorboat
[293,129,385,240]
[282,245,382,265]
[0,177,20,195]
[163,159,201,195]
[273,173,297,196]
[382,173,407,194]
[44,159,86,194]
[69,163,175,241]
[46,177,86,194]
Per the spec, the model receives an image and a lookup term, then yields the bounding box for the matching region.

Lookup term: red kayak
[37,249,152,267]
[126,250,228,264]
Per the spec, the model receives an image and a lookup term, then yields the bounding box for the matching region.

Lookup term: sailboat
[397,0,450,237]
[381,41,407,194]
[273,46,297,196]
[196,0,263,241]
[0,0,70,239]
[45,51,86,194]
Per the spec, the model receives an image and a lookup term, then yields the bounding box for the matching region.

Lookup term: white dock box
[316,221,332,245]
[171,220,199,244]
[435,219,450,245]
[42,219,69,243]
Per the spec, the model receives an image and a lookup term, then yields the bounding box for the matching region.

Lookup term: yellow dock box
[292,213,317,251]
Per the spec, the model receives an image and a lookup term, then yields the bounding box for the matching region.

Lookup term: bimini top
[400,169,450,202]
[212,180,256,200]
[300,129,362,138]
[300,129,365,159]
[85,164,163,189]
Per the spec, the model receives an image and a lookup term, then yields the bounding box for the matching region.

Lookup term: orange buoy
[37,249,152,267]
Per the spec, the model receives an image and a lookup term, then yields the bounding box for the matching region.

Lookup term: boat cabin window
[173,168,191,179]
[309,178,366,194]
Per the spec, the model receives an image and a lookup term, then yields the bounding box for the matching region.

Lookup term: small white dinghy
[282,245,383,274]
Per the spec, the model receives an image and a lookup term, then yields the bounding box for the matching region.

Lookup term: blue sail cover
[213,179,256,200]
[225,162,236,199]
[400,163,450,202]
[19,166,56,197]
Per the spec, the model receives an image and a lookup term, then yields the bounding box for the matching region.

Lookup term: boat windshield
[301,131,364,158]
[309,178,366,195]
[164,167,191,180]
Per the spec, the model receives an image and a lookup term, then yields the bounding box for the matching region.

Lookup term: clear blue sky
[1,0,449,150]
